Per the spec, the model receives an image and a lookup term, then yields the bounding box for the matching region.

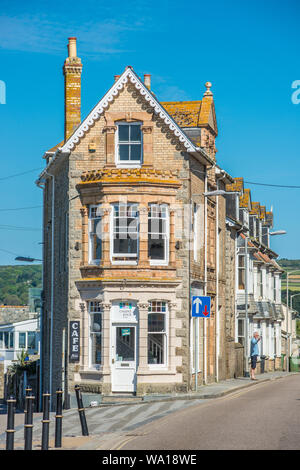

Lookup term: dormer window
[116,122,142,165]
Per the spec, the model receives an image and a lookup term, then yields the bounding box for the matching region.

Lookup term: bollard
[41,392,50,450]
[6,396,16,450]
[55,389,63,448]
[74,385,89,436]
[24,393,35,450]
[24,386,32,440]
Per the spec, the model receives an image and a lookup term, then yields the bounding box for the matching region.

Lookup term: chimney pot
[144,74,151,90]
[68,37,77,58]
[114,75,120,82]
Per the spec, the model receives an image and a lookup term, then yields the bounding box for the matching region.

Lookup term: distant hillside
[0,265,42,306]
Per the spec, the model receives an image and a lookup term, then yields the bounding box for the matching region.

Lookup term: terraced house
[37,38,236,407]
[226,178,284,374]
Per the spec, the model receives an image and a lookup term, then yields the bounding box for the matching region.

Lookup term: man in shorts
[250,331,261,380]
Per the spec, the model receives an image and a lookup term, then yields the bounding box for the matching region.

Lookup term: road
[112,374,300,451]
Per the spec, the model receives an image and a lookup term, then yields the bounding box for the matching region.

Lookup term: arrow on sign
[203,305,209,316]
[193,297,202,314]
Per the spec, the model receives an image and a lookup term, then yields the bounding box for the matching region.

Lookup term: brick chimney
[63,37,82,142]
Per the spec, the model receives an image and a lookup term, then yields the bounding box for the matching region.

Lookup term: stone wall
[0,306,31,324]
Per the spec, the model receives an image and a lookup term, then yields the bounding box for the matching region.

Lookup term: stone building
[37,38,236,407]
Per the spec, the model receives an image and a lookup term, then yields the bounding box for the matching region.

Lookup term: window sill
[111,260,138,265]
[116,163,142,169]
[79,368,103,375]
[138,368,176,376]
[150,261,169,267]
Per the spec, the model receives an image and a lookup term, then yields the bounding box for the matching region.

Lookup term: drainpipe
[36,180,45,411]
[215,178,219,382]
[204,167,208,384]
[45,171,55,408]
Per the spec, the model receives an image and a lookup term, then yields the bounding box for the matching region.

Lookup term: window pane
[148,313,165,332]
[130,144,141,161]
[238,320,244,336]
[91,333,102,365]
[91,313,102,333]
[27,332,36,349]
[119,144,130,160]
[148,333,165,364]
[9,333,14,349]
[119,125,129,142]
[89,303,102,366]
[116,327,135,361]
[19,332,26,349]
[89,207,102,263]
[114,237,137,254]
[130,124,141,141]
[148,238,165,260]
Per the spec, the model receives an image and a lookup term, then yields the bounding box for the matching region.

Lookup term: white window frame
[238,255,245,290]
[18,331,37,351]
[148,301,168,368]
[115,121,143,167]
[18,332,26,349]
[110,203,139,265]
[88,205,102,265]
[0,331,14,349]
[148,204,169,266]
[88,301,103,370]
[258,268,263,299]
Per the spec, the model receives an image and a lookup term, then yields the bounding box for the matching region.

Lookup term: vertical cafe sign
[69,321,80,362]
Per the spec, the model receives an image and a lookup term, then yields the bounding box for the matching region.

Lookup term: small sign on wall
[69,321,80,362]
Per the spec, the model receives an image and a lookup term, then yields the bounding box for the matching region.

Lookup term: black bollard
[55,389,63,448]
[24,393,34,450]
[74,385,89,436]
[41,392,50,450]
[24,386,32,440]
[6,396,16,450]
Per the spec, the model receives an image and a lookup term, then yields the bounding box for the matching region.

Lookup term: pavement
[0,370,297,451]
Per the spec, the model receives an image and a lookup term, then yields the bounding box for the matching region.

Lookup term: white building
[0,317,40,373]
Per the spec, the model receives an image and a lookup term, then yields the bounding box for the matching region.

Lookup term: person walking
[250,331,261,380]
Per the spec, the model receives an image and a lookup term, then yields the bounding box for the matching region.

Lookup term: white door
[111,324,137,392]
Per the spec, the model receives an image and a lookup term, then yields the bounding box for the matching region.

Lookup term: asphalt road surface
[114,374,300,451]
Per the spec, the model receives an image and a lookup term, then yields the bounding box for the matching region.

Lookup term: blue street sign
[192,296,211,318]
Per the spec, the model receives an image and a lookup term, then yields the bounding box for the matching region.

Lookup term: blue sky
[0,0,299,265]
